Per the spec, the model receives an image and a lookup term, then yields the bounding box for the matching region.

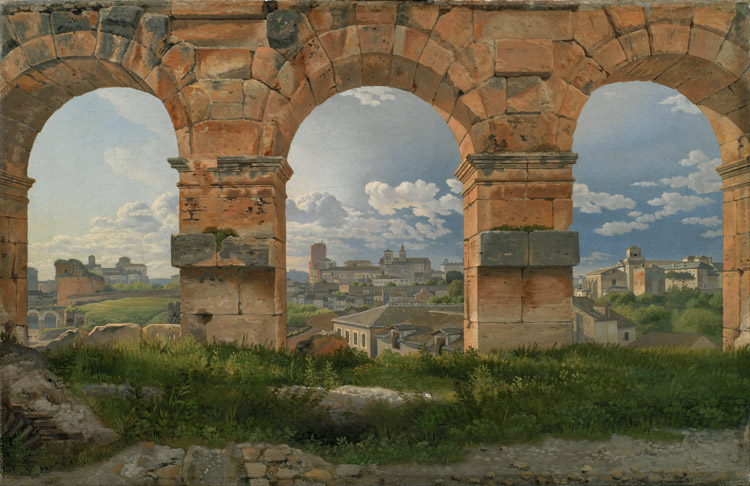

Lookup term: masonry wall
[0,1,747,350]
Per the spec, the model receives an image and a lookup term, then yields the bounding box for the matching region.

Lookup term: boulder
[41,328,88,353]
[142,323,181,342]
[0,342,117,445]
[294,331,348,356]
[85,323,142,347]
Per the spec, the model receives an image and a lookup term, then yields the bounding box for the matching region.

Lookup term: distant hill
[287,270,309,283]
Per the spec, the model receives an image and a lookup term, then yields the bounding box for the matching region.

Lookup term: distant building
[580,247,722,298]
[86,255,149,285]
[332,304,463,358]
[379,244,432,283]
[628,332,719,350]
[581,267,628,299]
[572,297,636,345]
[320,260,382,284]
[440,260,463,274]
[55,259,105,306]
[308,242,327,284]
[27,267,38,292]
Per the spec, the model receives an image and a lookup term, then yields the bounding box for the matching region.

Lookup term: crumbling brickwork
[0,1,747,350]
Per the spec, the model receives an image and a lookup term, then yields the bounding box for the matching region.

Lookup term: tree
[151,283,164,290]
[163,282,179,290]
[445,271,463,283]
[449,279,464,297]
[674,308,722,341]
[633,305,673,336]
[385,282,397,287]
[665,271,694,289]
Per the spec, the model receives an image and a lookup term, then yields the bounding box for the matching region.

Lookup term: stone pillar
[456,153,579,352]
[717,158,750,350]
[0,171,34,345]
[170,156,292,349]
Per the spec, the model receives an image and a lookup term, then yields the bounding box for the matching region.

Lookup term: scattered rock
[85,323,142,347]
[610,469,624,480]
[244,463,267,478]
[336,464,362,477]
[294,331,348,356]
[303,468,332,481]
[40,328,88,352]
[142,323,181,342]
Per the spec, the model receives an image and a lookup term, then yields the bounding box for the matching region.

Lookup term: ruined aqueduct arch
[1,1,747,350]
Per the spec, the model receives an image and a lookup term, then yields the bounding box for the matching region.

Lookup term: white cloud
[104,138,177,189]
[365,180,462,222]
[632,181,658,187]
[701,229,722,238]
[647,192,714,217]
[682,215,721,227]
[340,87,397,107]
[446,178,463,194]
[659,94,701,115]
[660,149,721,194]
[573,183,636,214]
[594,221,650,236]
[580,251,614,265]
[29,192,178,280]
[627,211,642,218]
[96,88,176,136]
[287,192,349,227]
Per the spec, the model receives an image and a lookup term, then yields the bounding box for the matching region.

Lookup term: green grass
[75,297,175,329]
[4,339,740,476]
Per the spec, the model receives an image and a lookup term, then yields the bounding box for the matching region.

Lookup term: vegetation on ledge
[202,226,239,250]
[490,225,553,232]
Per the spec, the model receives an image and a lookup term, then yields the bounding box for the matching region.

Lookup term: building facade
[55,259,105,307]
[379,245,432,283]
[572,297,636,346]
[85,255,149,285]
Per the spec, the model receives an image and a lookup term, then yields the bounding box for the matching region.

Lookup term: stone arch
[251,4,490,162]
[551,5,749,349]
[26,308,40,331]
[0,5,195,340]
[40,310,60,329]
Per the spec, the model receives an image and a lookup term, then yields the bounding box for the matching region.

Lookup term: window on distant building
[354,332,358,345]
[345,330,349,342]
[624,332,630,341]
[612,279,616,285]
[361,334,366,348]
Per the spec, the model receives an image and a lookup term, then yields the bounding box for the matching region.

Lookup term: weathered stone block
[85,323,142,347]
[217,237,272,268]
[495,39,553,76]
[528,230,579,267]
[50,10,98,35]
[171,233,216,268]
[478,231,528,267]
[507,76,542,113]
[469,321,573,352]
[204,314,283,348]
[196,49,252,79]
[180,268,239,315]
[474,10,572,41]
[99,6,143,38]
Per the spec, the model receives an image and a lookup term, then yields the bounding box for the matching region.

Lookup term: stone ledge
[477,230,579,267]
[172,234,279,268]
[171,233,216,268]
[529,230,579,266]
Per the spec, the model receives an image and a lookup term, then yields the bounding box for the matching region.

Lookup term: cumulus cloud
[701,229,722,238]
[682,215,721,227]
[627,211,642,218]
[446,178,463,194]
[340,87,397,107]
[287,192,349,227]
[365,180,462,222]
[573,183,636,214]
[632,181,658,187]
[594,221,650,236]
[104,138,177,188]
[647,192,715,218]
[29,192,179,280]
[660,94,702,115]
[660,149,721,194]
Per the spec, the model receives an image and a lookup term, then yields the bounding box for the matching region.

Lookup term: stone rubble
[3,426,748,486]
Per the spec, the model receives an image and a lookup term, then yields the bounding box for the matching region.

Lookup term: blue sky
[27,82,722,280]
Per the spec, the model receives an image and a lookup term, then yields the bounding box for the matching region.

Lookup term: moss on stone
[202,226,239,250]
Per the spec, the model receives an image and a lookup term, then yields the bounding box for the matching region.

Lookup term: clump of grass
[202,226,239,250]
